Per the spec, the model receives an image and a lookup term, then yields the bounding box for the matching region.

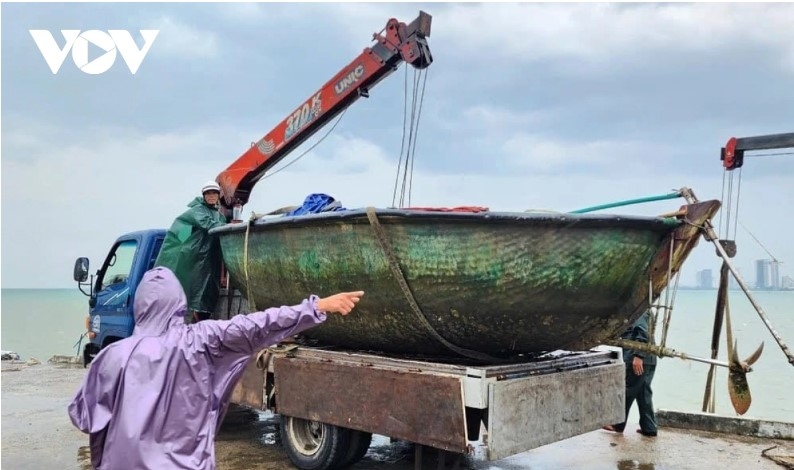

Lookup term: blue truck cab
[73,229,166,366]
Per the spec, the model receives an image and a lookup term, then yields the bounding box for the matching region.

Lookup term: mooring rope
[365,207,505,363]
[243,214,257,311]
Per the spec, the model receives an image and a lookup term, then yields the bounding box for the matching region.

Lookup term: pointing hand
[316,291,365,316]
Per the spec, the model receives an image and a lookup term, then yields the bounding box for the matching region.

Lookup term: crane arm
[216,11,433,209]
[720,132,794,171]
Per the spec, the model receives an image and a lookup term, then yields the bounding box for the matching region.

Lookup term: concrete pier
[658,408,794,440]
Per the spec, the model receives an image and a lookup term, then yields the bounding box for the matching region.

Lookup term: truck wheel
[340,430,372,467]
[279,415,351,470]
[83,344,99,368]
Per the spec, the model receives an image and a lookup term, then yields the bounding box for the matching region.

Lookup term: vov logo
[29,29,159,75]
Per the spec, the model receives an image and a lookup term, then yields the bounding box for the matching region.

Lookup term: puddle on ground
[617,459,656,470]
[77,446,92,470]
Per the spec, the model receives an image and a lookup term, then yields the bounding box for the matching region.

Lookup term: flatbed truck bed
[229,343,625,469]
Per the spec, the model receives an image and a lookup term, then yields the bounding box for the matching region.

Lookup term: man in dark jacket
[155,181,227,322]
[603,310,658,437]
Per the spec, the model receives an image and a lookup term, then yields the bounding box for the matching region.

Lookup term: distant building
[696,269,714,289]
[729,267,742,290]
[783,275,794,290]
[755,259,780,290]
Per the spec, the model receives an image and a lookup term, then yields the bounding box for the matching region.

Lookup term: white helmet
[201,180,221,195]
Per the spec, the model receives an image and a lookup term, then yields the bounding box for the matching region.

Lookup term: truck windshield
[100,240,138,290]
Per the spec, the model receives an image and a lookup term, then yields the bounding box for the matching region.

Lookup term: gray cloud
[2,2,793,288]
[147,16,220,59]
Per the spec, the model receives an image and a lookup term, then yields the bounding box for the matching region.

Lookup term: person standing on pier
[602,310,658,437]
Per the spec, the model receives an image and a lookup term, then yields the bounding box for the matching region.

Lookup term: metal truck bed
[230,345,625,461]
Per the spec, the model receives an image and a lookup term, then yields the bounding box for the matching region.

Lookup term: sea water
[2,288,792,423]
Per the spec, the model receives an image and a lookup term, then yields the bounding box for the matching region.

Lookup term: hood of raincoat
[132,267,187,336]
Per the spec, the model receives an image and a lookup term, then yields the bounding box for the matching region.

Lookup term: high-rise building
[696,269,713,289]
[755,259,780,290]
[729,267,742,290]
[707,267,742,290]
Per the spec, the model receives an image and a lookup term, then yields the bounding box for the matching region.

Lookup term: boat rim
[210,207,682,235]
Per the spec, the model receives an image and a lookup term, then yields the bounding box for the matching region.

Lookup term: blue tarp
[286,193,347,216]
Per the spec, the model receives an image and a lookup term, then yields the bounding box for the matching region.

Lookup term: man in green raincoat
[602,310,658,437]
[155,181,228,322]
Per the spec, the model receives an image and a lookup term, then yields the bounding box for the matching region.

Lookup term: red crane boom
[216,11,433,210]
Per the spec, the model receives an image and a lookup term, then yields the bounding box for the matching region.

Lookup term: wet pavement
[2,362,792,470]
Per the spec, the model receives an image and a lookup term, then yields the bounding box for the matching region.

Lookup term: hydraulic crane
[717,131,794,256]
[720,132,794,171]
[696,131,794,414]
[215,11,433,214]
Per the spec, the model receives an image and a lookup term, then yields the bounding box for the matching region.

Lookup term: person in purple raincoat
[68,266,364,470]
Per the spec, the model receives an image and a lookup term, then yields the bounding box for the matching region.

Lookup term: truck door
[146,236,165,271]
[91,239,139,345]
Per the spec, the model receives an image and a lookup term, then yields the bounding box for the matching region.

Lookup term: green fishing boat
[211,192,719,361]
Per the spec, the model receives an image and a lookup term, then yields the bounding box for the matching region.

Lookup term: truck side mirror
[74,257,90,283]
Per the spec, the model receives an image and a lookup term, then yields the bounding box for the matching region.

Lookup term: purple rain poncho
[68,267,327,469]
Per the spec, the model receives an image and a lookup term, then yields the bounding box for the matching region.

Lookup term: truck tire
[340,430,372,467]
[279,414,351,470]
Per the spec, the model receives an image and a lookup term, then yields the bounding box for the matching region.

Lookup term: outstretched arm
[196,291,364,357]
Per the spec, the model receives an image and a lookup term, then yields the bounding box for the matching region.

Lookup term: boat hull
[213,204,718,360]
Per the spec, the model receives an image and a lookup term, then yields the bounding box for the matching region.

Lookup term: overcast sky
[2,2,793,289]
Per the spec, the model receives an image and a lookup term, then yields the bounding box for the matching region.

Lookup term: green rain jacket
[154,197,227,315]
[619,311,658,366]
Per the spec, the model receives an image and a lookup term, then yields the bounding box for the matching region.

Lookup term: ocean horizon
[2,287,793,424]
